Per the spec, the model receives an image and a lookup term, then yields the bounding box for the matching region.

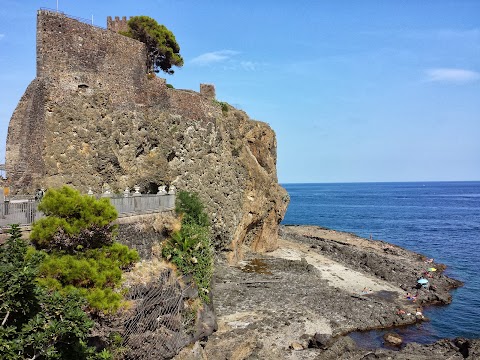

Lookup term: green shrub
[163,191,213,302]
[212,99,229,115]
[0,225,43,328]
[37,244,139,313]
[175,191,209,227]
[220,101,229,114]
[31,186,118,253]
[0,225,104,360]
[28,186,139,313]
[166,83,174,88]
[162,223,213,302]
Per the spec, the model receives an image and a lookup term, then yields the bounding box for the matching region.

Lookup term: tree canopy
[0,225,99,359]
[30,186,118,253]
[122,16,184,75]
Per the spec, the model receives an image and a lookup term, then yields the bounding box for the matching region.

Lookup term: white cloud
[434,29,480,41]
[240,61,257,71]
[425,68,480,83]
[190,50,239,66]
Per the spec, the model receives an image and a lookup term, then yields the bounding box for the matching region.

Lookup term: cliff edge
[5,10,288,261]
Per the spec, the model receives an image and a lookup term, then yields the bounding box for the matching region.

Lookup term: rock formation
[5,10,288,261]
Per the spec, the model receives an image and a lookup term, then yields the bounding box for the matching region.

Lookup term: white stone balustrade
[0,191,176,227]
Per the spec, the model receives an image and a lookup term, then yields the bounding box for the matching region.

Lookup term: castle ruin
[5,9,288,261]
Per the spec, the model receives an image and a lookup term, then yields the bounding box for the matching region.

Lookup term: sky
[0,0,479,183]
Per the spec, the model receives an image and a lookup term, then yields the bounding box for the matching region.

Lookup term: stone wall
[5,79,46,188]
[115,213,174,259]
[36,10,147,103]
[7,10,162,190]
[117,223,162,259]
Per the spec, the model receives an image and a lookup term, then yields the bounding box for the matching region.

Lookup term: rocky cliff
[5,10,288,261]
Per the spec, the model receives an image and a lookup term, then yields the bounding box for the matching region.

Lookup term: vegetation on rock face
[212,99,229,115]
[162,191,214,302]
[0,225,104,359]
[121,15,184,75]
[31,186,118,253]
[175,191,210,227]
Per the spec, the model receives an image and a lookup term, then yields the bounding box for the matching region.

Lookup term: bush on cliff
[0,225,103,360]
[31,186,118,253]
[212,99,229,115]
[162,191,213,302]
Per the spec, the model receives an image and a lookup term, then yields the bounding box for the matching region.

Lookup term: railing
[112,194,175,217]
[38,7,106,30]
[0,201,45,227]
[0,193,175,228]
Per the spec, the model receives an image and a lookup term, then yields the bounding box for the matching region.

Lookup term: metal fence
[0,201,45,227]
[122,269,194,359]
[0,194,175,228]
[39,7,106,30]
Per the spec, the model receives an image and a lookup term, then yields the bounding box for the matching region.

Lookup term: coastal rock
[5,10,288,260]
[283,225,463,307]
[309,332,334,349]
[453,338,471,358]
[313,336,358,360]
[193,225,471,359]
[289,341,304,350]
[384,332,403,346]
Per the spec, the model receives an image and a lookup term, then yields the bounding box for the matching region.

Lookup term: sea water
[282,181,480,342]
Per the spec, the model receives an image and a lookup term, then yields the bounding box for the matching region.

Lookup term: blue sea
[282,181,480,342]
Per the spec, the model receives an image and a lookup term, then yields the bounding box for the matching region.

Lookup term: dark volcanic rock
[174,225,474,360]
[309,333,334,349]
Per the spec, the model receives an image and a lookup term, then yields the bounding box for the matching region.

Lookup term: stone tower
[107,16,128,33]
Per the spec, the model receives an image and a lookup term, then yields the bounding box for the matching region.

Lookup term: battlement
[107,16,129,33]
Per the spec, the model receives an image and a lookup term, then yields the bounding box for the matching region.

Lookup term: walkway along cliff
[5,10,288,262]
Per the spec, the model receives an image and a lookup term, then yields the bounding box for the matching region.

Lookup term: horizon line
[280,180,480,185]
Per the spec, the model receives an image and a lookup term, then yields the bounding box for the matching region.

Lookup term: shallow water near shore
[349,322,434,350]
[282,181,480,341]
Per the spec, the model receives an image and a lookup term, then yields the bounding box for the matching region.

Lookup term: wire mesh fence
[120,268,198,360]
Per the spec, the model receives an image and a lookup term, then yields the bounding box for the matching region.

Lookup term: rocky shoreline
[175,225,479,359]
